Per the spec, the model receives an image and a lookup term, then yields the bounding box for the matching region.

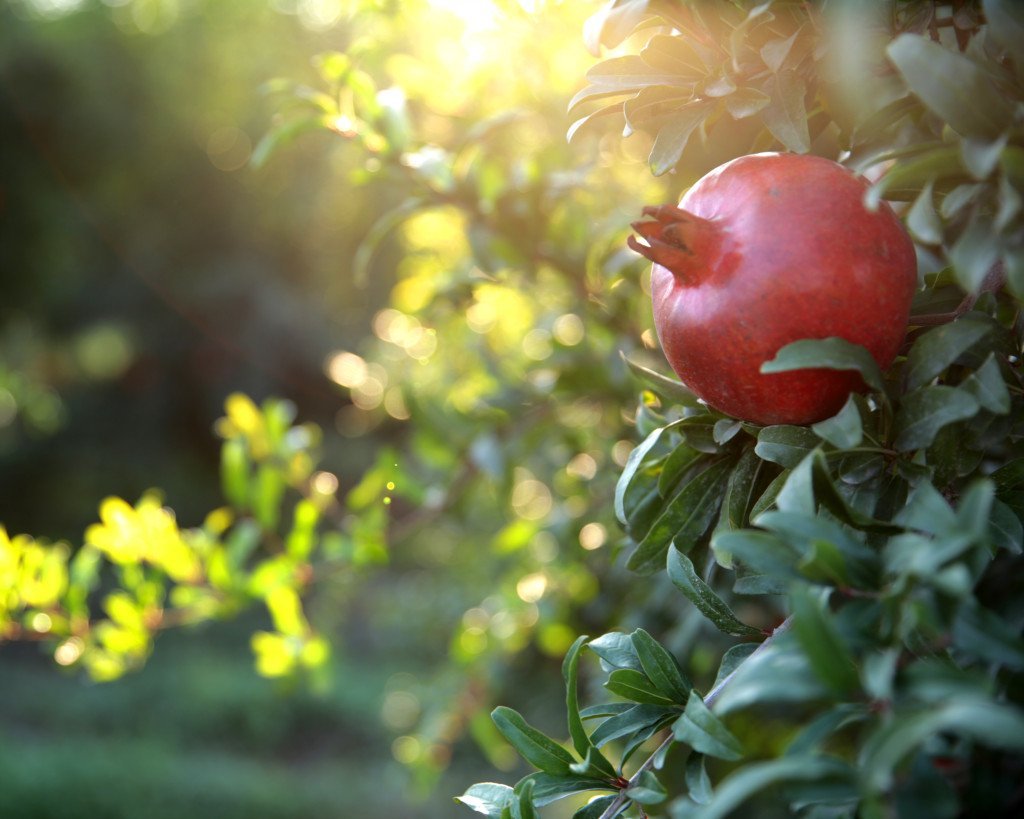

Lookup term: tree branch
[597,616,794,819]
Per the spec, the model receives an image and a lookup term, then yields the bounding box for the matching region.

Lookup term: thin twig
[597,616,794,819]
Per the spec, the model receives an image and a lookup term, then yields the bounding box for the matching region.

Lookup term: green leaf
[811,395,863,450]
[711,643,759,693]
[456,783,514,817]
[761,337,884,393]
[886,34,1014,138]
[667,546,762,637]
[785,704,869,757]
[627,459,733,573]
[950,212,1002,292]
[522,773,614,807]
[685,753,713,804]
[762,68,810,153]
[673,690,744,760]
[220,439,250,508]
[756,425,821,469]
[572,795,617,819]
[251,114,335,169]
[952,601,1024,670]
[583,1,653,56]
[725,87,770,119]
[589,632,643,672]
[893,386,980,451]
[631,628,692,703]
[567,104,627,144]
[961,133,1009,180]
[590,704,677,748]
[649,102,712,176]
[790,586,859,696]
[712,633,827,715]
[748,469,788,520]
[865,146,967,208]
[605,668,676,705]
[564,635,614,776]
[491,707,577,775]
[658,443,703,498]
[713,529,799,581]
[621,354,700,406]
[615,426,668,526]
[990,498,1024,554]
[983,0,1024,68]
[713,447,762,565]
[761,30,800,73]
[860,700,1024,791]
[625,770,667,805]
[961,353,1011,414]
[512,779,538,819]
[670,757,854,819]
[906,180,943,244]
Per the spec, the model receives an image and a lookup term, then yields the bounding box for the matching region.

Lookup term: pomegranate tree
[630,152,918,425]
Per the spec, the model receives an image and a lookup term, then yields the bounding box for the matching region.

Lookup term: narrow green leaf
[712,633,827,715]
[615,426,667,525]
[649,102,712,176]
[860,701,1024,791]
[627,459,733,573]
[563,635,610,771]
[512,779,538,819]
[589,632,643,672]
[667,547,762,637]
[761,337,884,393]
[714,447,762,549]
[673,757,854,819]
[590,704,677,748]
[251,115,334,169]
[950,212,1001,292]
[572,795,617,819]
[631,628,691,703]
[748,469,788,520]
[761,30,800,73]
[893,386,980,451]
[990,498,1024,554]
[810,395,863,449]
[762,68,809,153]
[887,34,1014,138]
[725,86,770,119]
[865,146,967,208]
[605,669,675,705]
[952,601,1024,670]
[658,443,703,498]
[491,707,577,775]
[905,315,992,391]
[961,353,1011,414]
[583,2,653,56]
[567,103,626,144]
[522,773,615,807]
[983,0,1024,66]
[621,353,700,406]
[456,783,514,817]
[625,770,667,805]
[685,753,713,804]
[786,704,869,757]
[673,690,744,760]
[584,54,684,88]
[711,643,759,693]
[713,529,799,581]
[906,181,943,244]
[756,425,821,468]
[790,586,859,696]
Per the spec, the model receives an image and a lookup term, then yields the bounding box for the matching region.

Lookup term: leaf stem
[596,616,794,819]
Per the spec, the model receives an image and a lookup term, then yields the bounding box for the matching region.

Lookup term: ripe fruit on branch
[629,152,917,426]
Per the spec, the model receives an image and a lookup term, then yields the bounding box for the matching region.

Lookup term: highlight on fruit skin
[630,152,918,426]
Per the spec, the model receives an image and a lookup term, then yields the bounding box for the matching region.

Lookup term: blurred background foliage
[0,0,688,815]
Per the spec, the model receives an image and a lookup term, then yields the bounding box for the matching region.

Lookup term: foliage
[4,0,1024,817]
[456,1,1024,817]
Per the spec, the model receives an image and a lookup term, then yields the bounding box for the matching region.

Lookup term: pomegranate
[629,152,917,426]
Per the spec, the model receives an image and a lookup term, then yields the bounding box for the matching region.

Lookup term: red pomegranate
[629,152,917,426]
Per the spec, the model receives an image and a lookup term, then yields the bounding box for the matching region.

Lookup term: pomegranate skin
[633,153,917,426]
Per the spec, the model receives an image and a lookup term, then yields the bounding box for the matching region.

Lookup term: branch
[597,616,794,819]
